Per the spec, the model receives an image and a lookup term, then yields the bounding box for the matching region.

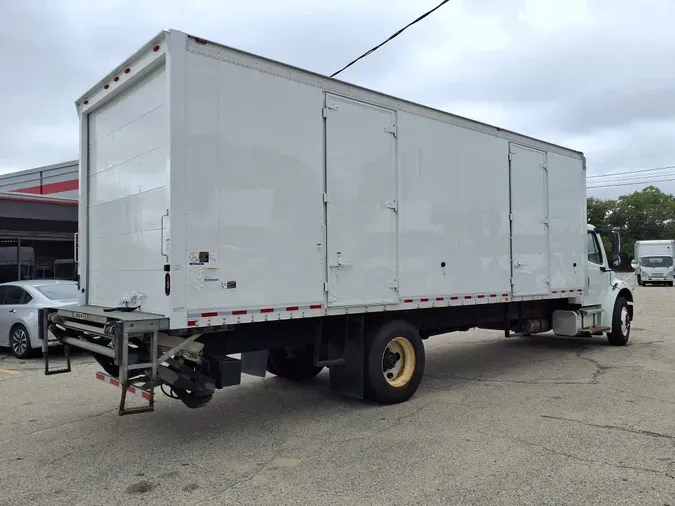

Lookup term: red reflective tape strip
[201,312,218,318]
[420,298,429,302]
[436,297,444,301]
[451,296,459,300]
[309,304,322,310]
[232,310,247,315]
[141,391,152,401]
[561,290,567,293]
[286,306,299,311]
[490,294,497,298]
[552,290,558,294]
[477,295,485,299]
[187,320,197,327]
[502,293,509,297]
[110,378,120,387]
[96,372,105,381]
[13,179,78,195]
[404,299,414,303]
[464,295,472,299]
[578,289,583,293]
[260,308,274,313]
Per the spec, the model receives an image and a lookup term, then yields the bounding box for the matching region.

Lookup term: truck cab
[632,240,675,286]
[552,225,633,344]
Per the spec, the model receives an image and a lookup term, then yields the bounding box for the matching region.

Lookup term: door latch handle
[9,309,16,313]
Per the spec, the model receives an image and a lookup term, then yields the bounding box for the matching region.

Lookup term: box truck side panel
[183,50,326,312]
[397,113,461,298]
[87,65,169,314]
[395,112,512,299]
[509,143,550,296]
[547,151,586,291]
[456,128,512,296]
[324,94,398,307]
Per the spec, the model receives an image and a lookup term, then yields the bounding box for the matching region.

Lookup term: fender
[599,274,634,328]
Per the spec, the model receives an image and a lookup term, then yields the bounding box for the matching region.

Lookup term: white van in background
[633,240,675,286]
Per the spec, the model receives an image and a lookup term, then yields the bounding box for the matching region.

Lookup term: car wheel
[10,324,34,359]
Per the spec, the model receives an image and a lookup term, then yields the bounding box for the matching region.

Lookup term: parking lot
[1,284,674,506]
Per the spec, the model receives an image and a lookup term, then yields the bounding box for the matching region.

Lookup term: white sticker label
[204,267,220,289]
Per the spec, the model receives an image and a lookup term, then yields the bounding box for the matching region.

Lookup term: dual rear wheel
[266,320,426,404]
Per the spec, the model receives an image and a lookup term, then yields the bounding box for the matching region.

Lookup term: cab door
[585,231,610,305]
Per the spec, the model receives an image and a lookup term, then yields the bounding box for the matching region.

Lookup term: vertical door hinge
[384,124,397,137]
[384,200,398,212]
[385,278,399,291]
[508,152,513,161]
[509,213,513,222]
[541,162,548,171]
[510,277,514,286]
[323,192,329,203]
[323,281,329,292]
[542,277,550,284]
[541,217,549,225]
[322,103,339,118]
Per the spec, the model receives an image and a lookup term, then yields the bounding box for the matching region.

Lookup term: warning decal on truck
[188,247,221,292]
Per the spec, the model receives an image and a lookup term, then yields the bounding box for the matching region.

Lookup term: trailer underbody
[39,297,623,415]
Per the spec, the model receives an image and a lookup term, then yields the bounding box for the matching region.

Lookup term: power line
[587,164,675,179]
[589,171,675,183]
[331,0,453,78]
[588,177,675,189]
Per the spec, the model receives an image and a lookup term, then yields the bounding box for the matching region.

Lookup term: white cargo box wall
[76,30,587,330]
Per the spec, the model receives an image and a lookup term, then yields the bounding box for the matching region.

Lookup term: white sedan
[0,280,79,359]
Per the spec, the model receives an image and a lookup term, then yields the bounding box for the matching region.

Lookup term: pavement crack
[476,428,675,480]
[541,415,675,441]
[190,457,276,505]
[0,408,116,444]
[575,346,608,384]
[448,376,587,386]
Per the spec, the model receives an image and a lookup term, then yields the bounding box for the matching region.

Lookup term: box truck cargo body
[634,240,675,286]
[40,30,634,414]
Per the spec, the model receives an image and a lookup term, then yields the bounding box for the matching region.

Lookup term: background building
[0,160,78,282]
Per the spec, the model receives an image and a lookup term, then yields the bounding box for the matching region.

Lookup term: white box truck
[633,240,675,286]
[40,30,634,415]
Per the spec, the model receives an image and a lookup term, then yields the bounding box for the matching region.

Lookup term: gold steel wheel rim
[382,336,416,388]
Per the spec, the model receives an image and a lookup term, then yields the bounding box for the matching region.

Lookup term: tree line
[587,186,675,268]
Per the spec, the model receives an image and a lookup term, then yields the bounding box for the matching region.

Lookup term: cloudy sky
[1,0,674,198]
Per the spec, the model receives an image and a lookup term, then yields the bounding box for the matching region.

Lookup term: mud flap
[328,315,364,399]
[241,350,269,377]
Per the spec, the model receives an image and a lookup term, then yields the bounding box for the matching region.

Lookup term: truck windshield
[641,256,674,267]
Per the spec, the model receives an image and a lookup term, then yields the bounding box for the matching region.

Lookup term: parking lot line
[0,368,21,375]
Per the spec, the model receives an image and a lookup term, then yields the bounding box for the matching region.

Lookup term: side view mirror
[631,259,639,270]
[613,256,621,268]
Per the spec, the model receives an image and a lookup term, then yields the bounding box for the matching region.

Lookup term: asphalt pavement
[1,285,674,505]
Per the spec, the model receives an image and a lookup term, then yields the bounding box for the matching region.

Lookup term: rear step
[96,371,155,415]
[39,306,173,416]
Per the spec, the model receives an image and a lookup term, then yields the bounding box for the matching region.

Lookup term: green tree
[587,186,675,267]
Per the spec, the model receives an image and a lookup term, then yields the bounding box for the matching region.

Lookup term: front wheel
[607,297,631,346]
[364,320,425,404]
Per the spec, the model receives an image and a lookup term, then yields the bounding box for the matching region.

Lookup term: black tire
[607,297,631,346]
[669,282,673,287]
[266,346,323,381]
[364,320,425,404]
[10,324,34,359]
